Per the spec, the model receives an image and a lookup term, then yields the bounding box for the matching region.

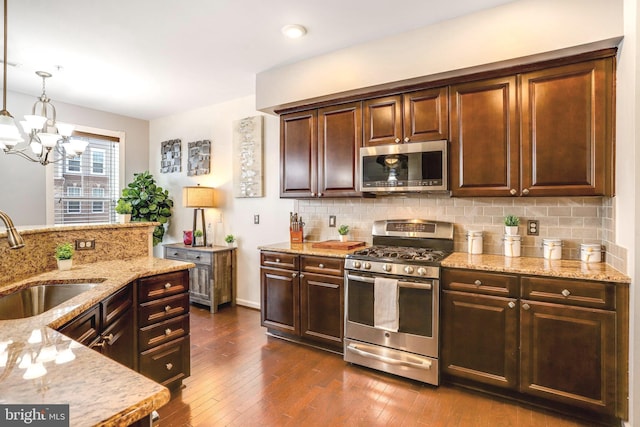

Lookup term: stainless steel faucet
[0,210,24,249]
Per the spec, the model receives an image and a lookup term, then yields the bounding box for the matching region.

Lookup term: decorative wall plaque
[232,116,263,197]
[187,140,211,176]
[160,139,181,173]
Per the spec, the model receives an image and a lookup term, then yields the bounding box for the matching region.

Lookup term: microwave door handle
[347,274,432,290]
[346,344,432,370]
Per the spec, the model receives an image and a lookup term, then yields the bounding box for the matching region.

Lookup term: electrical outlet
[254,214,260,224]
[329,215,336,227]
[527,220,539,236]
[75,239,95,250]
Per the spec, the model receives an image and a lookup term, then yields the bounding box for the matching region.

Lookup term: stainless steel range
[344,219,454,385]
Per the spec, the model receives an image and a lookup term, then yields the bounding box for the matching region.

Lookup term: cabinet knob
[165,328,172,336]
[508,301,516,309]
[318,263,324,268]
[394,138,401,143]
[164,283,172,289]
[300,273,305,278]
[164,305,172,312]
[522,188,530,195]
[510,189,517,196]
[165,363,174,371]
[311,192,316,197]
[474,280,482,286]
[292,272,297,278]
[195,255,201,259]
[318,192,323,197]
[404,137,410,143]
[173,252,178,256]
[561,289,571,297]
[522,303,531,310]
[275,258,280,263]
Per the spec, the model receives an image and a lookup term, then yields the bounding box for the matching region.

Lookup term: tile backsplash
[296,194,627,273]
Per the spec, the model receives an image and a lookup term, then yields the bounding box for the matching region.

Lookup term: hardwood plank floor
[157,305,601,427]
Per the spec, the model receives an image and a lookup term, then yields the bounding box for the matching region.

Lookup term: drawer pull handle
[318,263,324,268]
[164,283,172,289]
[166,363,173,371]
[165,328,172,336]
[165,305,171,312]
[508,301,516,309]
[173,252,178,256]
[195,255,201,259]
[561,289,571,297]
[275,258,281,263]
[474,280,482,286]
[522,303,531,310]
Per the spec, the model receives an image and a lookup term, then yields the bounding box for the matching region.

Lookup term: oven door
[344,271,439,358]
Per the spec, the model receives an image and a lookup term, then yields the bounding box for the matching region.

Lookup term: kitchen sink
[0,282,101,320]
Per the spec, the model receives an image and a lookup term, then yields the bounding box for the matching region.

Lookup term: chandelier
[0,0,86,166]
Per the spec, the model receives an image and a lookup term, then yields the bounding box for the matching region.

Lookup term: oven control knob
[363,262,372,270]
[353,261,361,269]
[404,266,414,274]
[382,264,392,272]
[416,267,427,276]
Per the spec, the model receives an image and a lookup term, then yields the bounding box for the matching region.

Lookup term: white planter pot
[57,259,73,271]
[339,235,348,242]
[118,214,131,224]
[505,226,519,236]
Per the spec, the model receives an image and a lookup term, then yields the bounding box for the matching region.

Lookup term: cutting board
[311,240,366,250]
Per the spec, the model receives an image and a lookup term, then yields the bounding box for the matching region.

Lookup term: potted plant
[55,242,74,271]
[193,230,204,246]
[118,171,173,246]
[338,225,350,242]
[504,214,520,236]
[224,234,235,247]
[115,199,133,223]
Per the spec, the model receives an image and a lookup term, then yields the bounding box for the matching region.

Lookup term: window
[53,129,121,225]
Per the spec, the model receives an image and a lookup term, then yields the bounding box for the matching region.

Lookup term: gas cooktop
[349,245,449,264]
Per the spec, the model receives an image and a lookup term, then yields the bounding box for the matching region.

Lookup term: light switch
[329,215,336,227]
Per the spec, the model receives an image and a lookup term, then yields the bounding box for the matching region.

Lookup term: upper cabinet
[363,87,448,146]
[280,102,362,198]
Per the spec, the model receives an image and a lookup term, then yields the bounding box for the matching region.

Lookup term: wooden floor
[157,305,601,427]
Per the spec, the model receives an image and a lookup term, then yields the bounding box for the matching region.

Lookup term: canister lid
[580,243,601,250]
[467,230,483,236]
[543,238,562,244]
[503,235,521,241]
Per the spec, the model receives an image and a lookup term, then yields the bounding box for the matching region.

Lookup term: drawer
[165,247,212,264]
[442,268,518,297]
[139,335,190,389]
[58,304,101,346]
[101,283,133,328]
[521,276,615,310]
[261,251,298,270]
[138,293,190,327]
[139,314,190,351]
[138,270,189,302]
[301,255,343,277]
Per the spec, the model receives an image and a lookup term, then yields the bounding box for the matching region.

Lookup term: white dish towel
[374,277,399,332]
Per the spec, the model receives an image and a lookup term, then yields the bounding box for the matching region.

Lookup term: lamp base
[192,208,207,247]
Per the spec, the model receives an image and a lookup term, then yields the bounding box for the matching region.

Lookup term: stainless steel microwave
[359,140,448,193]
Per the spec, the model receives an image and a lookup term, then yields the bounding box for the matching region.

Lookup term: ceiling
[5,0,518,121]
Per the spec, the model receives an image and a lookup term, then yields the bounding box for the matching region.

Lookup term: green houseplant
[504,214,520,236]
[224,234,235,246]
[119,171,173,246]
[338,225,349,242]
[55,242,74,271]
[115,199,133,223]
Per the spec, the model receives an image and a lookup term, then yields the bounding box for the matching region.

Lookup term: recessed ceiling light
[281,24,307,39]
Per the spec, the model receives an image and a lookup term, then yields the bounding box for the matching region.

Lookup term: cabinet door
[188,263,212,307]
[101,306,135,369]
[363,95,403,146]
[520,300,616,415]
[299,272,343,347]
[260,267,299,335]
[520,58,615,196]
[441,290,518,389]
[403,87,449,143]
[280,110,317,198]
[317,102,362,197]
[450,76,519,196]
[58,304,101,346]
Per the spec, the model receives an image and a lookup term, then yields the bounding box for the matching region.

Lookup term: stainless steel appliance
[359,140,448,193]
[344,219,454,385]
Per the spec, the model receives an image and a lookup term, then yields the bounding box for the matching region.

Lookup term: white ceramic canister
[467,230,483,255]
[580,243,602,263]
[503,235,521,257]
[543,238,562,260]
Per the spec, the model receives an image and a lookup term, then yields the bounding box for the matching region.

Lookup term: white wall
[148,95,293,308]
[0,90,149,226]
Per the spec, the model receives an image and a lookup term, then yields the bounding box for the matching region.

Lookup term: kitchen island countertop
[0,256,195,426]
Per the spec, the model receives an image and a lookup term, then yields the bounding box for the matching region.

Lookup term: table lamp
[183,185,216,247]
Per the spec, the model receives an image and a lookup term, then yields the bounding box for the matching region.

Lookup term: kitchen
[0,0,638,426]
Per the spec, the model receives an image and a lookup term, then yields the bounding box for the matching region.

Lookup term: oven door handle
[346,344,432,370]
[346,274,432,290]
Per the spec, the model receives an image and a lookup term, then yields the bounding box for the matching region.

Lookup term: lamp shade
[183,186,215,208]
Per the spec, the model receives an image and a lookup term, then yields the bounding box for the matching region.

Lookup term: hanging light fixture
[0,0,21,148]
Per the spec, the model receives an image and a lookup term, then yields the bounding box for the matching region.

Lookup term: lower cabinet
[441,268,628,421]
[260,251,344,350]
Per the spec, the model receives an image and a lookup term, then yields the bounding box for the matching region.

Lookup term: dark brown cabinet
[137,270,190,390]
[58,283,135,369]
[260,251,344,350]
[441,268,628,420]
[363,87,448,147]
[280,102,362,198]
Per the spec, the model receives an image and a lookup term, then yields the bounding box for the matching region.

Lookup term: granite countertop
[0,256,195,426]
[258,241,367,258]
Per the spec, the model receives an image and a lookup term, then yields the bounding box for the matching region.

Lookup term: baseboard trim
[235,299,260,310]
